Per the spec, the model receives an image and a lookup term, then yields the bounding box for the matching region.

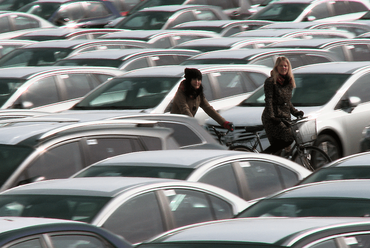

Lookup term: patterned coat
[171,80,226,126]
[261,76,300,142]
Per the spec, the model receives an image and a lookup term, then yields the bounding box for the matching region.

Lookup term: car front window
[72,77,179,110]
[0,78,25,106]
[239,73,350,107]
[237,198,370,217]
[0,145,33,188]
[0,194,110,222]
[115,11,173,30]
[55,58,123,68]
[249,3,309,21]
[18,2,61,20]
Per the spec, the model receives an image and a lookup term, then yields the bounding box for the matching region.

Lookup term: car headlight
[362,126,370,140]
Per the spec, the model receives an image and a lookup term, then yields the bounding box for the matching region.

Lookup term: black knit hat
[184,68,202,80]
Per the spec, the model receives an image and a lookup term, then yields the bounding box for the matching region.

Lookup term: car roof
[234,28,352,37]
[18,28,120,37]
[293,61,370,74]
[1,177,226,198]
[177,37,284,46]
[0,66,120,79]
[0,119,172,146]
[267,38,346,48]
[91,149,255,168]
[102,30,218,40]
[325,151,370,167]
[270,179,370,199]
[173,20,273,28]
[116,64,271,78]
[22,39,107,49]
[187,48,331,60]
[148,217,370,245]
[138,5,214,12]
[63,48,199,60]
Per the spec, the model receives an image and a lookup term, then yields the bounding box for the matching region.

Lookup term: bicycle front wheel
[292,146,332,170]
[230,145,254,152]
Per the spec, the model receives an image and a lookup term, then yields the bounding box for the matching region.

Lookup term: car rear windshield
[298,167,370,185]
[115,11,174,30]
[74,165,193,180]
[239,73,350,107]
[72,77,179,110]
[18,2,61,20]
[0,145,33,188]
[237,198,370,217]
[0,78,26,107]
[0,194,111,222]
[55,59,123,68]
[249,3,309,21]
[181,59,246,65]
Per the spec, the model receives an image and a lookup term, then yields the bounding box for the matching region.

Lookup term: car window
[328,46,347,60]
[208,194,233,219]
[103,192,164,244]
[223,26,243,37]
[84,1,111,18]
[12,15,39,30]
[7,238,43,248]
[140,136,162,150]
[94,74,114,83]
[284,54,305,68]
[310,234,370,248]
[14,141,84,187]
[151,37,172,48]
[345,72,370,103]
[304,2,331,20]
[157,121,203,147]
[198,163,240,197]
[55,2,84,23]
[59,73,94,99]
[248,72,267,88]
[19,76,59,108]
[250,3,308,21]
[122,57,149,71]
[163,189,213,227]
[348,1,369,12]
[305,54,332,64]
[199,73,214,100]
[51,233,112,248]
[150,55,178,66]
[167,11,196,29]
[0,16,11,32]
[194,9,218,20]
[332,0,348,15]
[252,56,275,68]
[84,138,137,165]
[240,160,283,199]
[277,166,299,188]
[346,44,370,61]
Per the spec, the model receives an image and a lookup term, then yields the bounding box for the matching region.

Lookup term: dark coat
[171,80,226,126]
[261,76,300,142]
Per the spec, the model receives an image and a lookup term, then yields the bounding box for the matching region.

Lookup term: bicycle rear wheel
[230,145,253,152]
[292,146,332,170]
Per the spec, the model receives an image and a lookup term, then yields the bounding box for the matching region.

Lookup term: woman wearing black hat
[171,68,234,131]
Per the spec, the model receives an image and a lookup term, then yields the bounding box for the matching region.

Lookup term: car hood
[205,105,323,126]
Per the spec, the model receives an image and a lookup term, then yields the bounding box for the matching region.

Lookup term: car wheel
[314,134,341,161]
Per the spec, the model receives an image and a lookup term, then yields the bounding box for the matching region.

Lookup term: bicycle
[280,116,331,171]
[211,116,331,171]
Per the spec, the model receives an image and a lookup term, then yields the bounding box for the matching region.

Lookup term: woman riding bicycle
[261,57,304,155]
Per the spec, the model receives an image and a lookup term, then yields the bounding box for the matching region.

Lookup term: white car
[205,62,370,167]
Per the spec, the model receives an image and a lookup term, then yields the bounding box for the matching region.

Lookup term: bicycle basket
[292,119,317,144]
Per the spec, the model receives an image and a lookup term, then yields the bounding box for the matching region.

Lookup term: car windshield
[75,165,194,180]
[0,78,26,106]
[0,48,72,67]
[138,243,280,248]
[0,145,33,188]
[14,35,66,42]
[72,77,179,110]
[236,198,370,217]
[239,73,350,107]
[181,59,246,65]
[0,0,36,10]
[127,0,185,15]
[55,59,123,68]
[18,2,61,20]
[174,26,223,34]
[115,11,174,30]
[298,167,370,185]
[360,11,370,19]
[249,3,309,21]
[0,194,111,222]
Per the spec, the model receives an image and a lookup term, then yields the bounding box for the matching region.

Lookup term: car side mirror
[303,15,316,21]
[338,96,361,113]
[17,176,45,186]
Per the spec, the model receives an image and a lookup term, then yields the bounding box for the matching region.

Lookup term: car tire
[314,134,341,162]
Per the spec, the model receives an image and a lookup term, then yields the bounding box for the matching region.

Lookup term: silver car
[0,177,250,244]
[205,62,370,165]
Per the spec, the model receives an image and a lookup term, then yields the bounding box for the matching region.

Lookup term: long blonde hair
[272,56,296,88]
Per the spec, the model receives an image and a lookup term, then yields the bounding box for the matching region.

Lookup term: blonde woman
[261,57,304,154]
